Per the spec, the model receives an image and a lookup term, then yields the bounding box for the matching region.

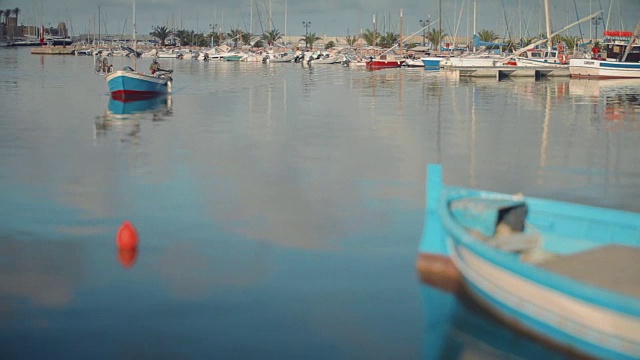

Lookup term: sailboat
[105,2,173,100]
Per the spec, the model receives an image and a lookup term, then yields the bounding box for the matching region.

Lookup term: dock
[31,47,75,55]
[448,66,570,80]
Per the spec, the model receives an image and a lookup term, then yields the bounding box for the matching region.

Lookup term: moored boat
[365,54,405,70]
[570,26,640,79]
[418,163,640,360]
[421,56,443,69]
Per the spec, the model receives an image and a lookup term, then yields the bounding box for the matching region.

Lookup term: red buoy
[116,221,139,250]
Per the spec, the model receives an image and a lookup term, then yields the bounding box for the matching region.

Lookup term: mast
[133,1,137,71]
[373,14,376,47]
[473,0,477,52]
[544,0,552,49]
[399,8,403,55]
[438,0,442,52]
[621,21,640,62]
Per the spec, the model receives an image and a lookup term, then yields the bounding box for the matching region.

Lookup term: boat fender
[559,54,568,64]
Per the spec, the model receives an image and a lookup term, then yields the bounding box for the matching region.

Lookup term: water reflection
[422,284,569,360]
[569,80,640,131]
[117,248,138,269]
[94,95,173,140]
[0,239,82,310]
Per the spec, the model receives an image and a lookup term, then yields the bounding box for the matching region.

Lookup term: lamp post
[419,18,430,47]
[302,21,311,49]
[209,24,216,47]
[592,15,602,43]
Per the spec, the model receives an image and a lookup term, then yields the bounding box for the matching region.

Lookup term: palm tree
[378,32,399,48]
[261,29,282,46]
[518,37,535,48]
[150,25,172,46]
[174,29,189,46]
[502,39,518,53]
[4,9,11,24]
[477,29,499,42]
[557,34,579,52]
[241,32,254,46]
[344,35,359,47]
[300,32,321,49]
[361,28,379,46]
[0,10,4,25]
[227,28,243,48]
[427,28,447,51]
[12,7,19,25]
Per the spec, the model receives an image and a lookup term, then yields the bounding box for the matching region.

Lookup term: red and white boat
[365,54,405,70]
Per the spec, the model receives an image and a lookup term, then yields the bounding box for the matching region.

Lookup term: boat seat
[486,231,542,252]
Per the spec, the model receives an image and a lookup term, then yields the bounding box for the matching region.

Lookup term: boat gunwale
[438,185,640,316]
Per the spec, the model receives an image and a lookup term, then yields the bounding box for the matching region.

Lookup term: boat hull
[569,58,640,79]
[106,70,170,99]
[421,164,640,360]
[442,56,503,68]
[420,57,443,69]
[224,55,244,61]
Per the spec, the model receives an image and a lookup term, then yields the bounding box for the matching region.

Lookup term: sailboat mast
[544,0,552,48]
[438,0,442,52]
[473,0,477,52]
[399,8,403,55]
[133,2,137,71]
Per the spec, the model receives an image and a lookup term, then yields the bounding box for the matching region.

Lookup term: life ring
[559,53,568,64]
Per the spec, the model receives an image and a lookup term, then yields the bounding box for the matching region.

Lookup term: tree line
[149,25,583,51]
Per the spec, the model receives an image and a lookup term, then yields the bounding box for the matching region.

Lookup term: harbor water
[1,47,639,359]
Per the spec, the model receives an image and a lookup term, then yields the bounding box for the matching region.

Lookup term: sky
[7,0,640,39]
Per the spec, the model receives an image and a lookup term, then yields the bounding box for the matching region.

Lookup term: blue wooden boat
[104,1,172,100]
[106,69,172,100]
[419,164,640,360]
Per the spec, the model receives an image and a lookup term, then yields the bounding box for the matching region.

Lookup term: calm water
[1,47,639,359]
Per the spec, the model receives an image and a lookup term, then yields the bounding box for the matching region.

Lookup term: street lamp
[419,18,430,47]
[302,21,311,49]
[209,24,216,47]
[592,15,602,43]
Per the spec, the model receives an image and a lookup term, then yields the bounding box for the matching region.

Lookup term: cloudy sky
[10,0,640,39]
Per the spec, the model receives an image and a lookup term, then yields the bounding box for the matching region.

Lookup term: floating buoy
[116,221,139,250]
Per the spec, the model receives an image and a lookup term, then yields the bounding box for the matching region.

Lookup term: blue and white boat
[106,69,172,100]
[420,57,443,69]
[418,164,640,360]
[104,1,172,100]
